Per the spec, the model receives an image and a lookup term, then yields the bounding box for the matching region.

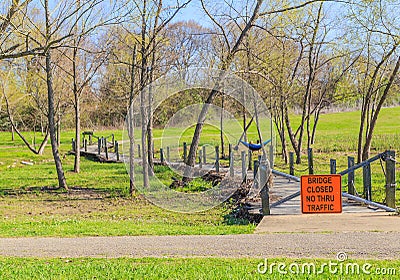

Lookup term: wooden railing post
[183,142,187,164]
[363,162,372,201]
[199,149,203,168]
[72,138,76,152]
[260,158,271,215]
[289,152,294,176]
[160,148,164,164]
[137,144,141,158]
[248,150,252,170]
[115,141,119,161]
[97,138,101,155]
[215,146,220,172]
[105,144,109,160]
[202,146,206,164]
[254,159,259,189]
[241,151,247,180]
[348,156,355,195]
[308,148,314,174]
[330,159,336,174]
[84,139,88,152]
[166,146,170,162]
[385,150,396,208]
[229,149,234,177]
[228,144,232,165]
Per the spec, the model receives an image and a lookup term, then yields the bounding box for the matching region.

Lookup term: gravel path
[1,232,399,259]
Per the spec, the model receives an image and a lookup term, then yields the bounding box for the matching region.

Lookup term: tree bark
[140,0,149,188]
[45,0,68,190]
[128,45,137,195]
[57,112,61,147]
[73,42,80,173]
[220,94,225,159]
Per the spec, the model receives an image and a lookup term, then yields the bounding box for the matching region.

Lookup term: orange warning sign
[301,175,342,214]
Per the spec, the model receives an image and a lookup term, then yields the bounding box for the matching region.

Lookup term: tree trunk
[283,102,300,163]
[146,0,162,176]
[242,98,247,143]
[57,112,61,147]
[357,45,397,162]
[73,47,80,173]
[73,0,80,173]
[274,98,288,164]
[311,106,322,145]
[140,0,149,188]
[45,0,67,190]
[45,51,68,189]
[220,94,225,159]
[40,115,44,136]
[185,91,218,169]
[362,55,400,161]
[357,96,367,163]
[74,94,80,173]
[147,79,154,176]
[128,46,137,195]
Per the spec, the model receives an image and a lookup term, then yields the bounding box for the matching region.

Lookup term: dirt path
[1,232,399,259]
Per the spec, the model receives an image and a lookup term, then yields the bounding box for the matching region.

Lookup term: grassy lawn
[0,257,399,279]
[0,129,254,237]
[0,194,253,237]
[0,106,399,237]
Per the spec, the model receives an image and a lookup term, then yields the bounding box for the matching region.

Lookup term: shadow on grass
[0,185,127,201]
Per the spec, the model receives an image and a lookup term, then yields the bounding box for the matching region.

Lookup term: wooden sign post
[301,175,342,214]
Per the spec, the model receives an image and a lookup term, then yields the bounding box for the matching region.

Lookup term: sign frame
[300,174,342,214]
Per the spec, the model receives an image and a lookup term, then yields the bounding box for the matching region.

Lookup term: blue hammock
[240,139,271,151]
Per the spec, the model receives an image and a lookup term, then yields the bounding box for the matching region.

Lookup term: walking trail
[1,212,399,260]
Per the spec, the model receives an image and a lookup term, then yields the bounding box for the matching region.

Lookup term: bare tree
[43,0,67,189]
[183,0,265,181]
[347,1,400,161]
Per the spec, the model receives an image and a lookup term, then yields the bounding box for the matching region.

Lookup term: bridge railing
[270,150,397,213]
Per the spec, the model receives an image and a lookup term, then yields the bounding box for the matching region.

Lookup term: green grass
[154,165,214,192]
[0,257,399,279]
[0,107,399,238]
[0,193,254,237]
[0,130,254,237]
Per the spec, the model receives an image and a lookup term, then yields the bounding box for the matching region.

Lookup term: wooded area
[0,0,399,190]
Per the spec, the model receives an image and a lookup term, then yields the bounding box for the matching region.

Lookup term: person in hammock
[240,138,271,151]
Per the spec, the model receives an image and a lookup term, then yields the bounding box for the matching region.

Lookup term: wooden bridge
[71,132,121,163]
[73,132,397,215]
[247,150,397,215]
